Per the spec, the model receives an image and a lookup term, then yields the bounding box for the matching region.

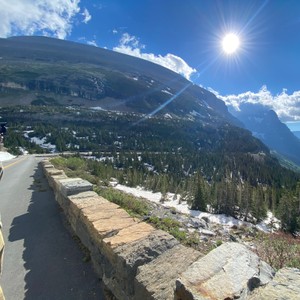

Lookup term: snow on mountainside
[113,182,280,233]
[0,36,239,126]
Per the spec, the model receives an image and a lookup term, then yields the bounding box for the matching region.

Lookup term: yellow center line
[3,157,27,170]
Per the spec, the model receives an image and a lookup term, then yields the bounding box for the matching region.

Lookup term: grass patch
[148,216,187,242]
[94,186,150,218]
[51,156,99,184]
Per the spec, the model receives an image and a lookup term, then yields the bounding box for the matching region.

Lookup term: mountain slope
[1,36,299,189]
[0,36,239,126]
[293,131,300,139]
[229,103,300,166]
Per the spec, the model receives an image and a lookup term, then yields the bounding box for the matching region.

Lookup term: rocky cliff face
[230,103,300,166]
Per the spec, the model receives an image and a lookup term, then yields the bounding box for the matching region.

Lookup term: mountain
[0,36,299,189]
[293,131,300,139]
[229,103,300,166]
[0,36,239,126]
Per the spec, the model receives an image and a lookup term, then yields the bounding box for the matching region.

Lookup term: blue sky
[1,0,300,125]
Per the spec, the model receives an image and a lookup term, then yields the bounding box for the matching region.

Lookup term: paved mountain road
[0,155,105,300]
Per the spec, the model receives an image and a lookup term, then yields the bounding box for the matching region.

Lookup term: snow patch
[161,89,173,96]
[90,106,106,111]
[23,130,34,138]
[0,152,16,162]
[30,137,56,152]
[164,113,173,119]
[113,183,277,232]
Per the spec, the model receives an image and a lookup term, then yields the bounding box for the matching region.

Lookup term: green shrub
[148,216,187,242]
[51,156,87,171]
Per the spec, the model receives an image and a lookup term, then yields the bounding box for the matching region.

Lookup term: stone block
[67,192,109,229]
[103,222,156,249]
[175,242,274,300]
[104,230,179,298]
[90,210,136,240]
[59,178,93,197]
[41,160,54,169]
[134,244,202,300]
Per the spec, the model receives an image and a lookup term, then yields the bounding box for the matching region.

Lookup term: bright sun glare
[222,33,240,55]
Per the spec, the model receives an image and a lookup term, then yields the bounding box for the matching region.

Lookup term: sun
[222,33,240,55]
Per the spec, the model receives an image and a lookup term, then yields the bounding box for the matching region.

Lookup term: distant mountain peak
[231,103,300,166]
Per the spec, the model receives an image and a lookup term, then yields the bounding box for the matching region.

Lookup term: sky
[1,0,300,127]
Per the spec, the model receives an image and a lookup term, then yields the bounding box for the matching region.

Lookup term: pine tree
[277,189,300,233]
[191,175,206,211]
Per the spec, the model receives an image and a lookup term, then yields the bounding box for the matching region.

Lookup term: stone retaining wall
[41,160,300,300]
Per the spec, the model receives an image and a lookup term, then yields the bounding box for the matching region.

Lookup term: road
[0,155,105,300]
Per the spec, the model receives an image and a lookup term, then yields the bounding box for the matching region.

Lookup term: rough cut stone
[59,178,93,196]
[134,244,202,300]
[46,169,65,182]
[67,192,109,229]
[81,202,120,221]
[42,164,67,189]
[45,168,64,177]
[175,242,274,300]
[103,222,156,249]
[50,174,68,189]
[249,267,300,300]
[91,210,136,238]
[103,230,180,300]
[41,160,54,169]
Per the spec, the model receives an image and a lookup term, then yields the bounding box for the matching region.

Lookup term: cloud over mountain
[0,0,89,39]
[113,33,196,80]
[212,85,300,122]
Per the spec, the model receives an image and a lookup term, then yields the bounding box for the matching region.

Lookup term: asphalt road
[0,155,105,300]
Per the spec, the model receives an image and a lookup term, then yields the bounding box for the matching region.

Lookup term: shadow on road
[8,162,105,300]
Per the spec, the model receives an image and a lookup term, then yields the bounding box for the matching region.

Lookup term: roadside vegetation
[51,155,300,269]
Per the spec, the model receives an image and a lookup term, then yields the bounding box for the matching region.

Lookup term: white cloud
[0,0,88,39]
[87,40,97,47]
[93,3,103,10]
[112,29,118,34]
[118,33,145,49]
[82,8,91,24]
[213,85,300,122]
[113,33,196,80]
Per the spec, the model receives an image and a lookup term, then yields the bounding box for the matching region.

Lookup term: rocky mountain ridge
[230,103,300,166]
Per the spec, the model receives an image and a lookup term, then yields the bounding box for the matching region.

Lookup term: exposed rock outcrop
[249,268,300,300]
[175,242,275,300]
[134,244,202,300]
